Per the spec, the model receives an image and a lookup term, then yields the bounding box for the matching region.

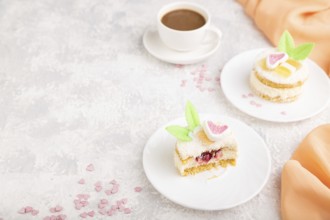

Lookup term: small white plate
[143,115,271,210]
[221,48,330,122]
[143,28,221,64]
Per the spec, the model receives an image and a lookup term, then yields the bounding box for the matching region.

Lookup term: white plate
[221,48,330,122]
[143,115,271,210]
[143,28,221,64]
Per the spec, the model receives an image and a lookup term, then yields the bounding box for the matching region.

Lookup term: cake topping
[202,121,228,142]
[166,101,200,142]
[278,31,314,61]
[266,52,288,69]
[263,31,314,78]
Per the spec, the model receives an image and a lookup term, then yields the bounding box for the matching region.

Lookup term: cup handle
[200,26,222,46]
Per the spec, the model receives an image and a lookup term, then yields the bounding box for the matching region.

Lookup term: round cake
[249,31,314,103]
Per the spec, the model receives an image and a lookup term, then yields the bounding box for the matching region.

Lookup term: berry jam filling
[195,149,223,164]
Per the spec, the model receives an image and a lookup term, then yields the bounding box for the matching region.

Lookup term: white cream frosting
[176,127,237,160]
[250,71,303,99]
[255,49,309,85]
[174,148,237,175]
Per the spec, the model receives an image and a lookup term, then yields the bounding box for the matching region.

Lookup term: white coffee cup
[157,2,219,51]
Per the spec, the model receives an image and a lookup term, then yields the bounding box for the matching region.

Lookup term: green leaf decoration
[278,30,295,54]
[277,30,314,61]
[289,43,315,60]
[165,126,192,142]
[185,101,200,131]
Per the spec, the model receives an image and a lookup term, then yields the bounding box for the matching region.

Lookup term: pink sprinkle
[94,181,102,187]
[111,184,119,193]
[107,210,113,216]
[134,186,142,192]
[25,206,33,213]
[205,77,212,81]
[80,212,87,218]
[111,188,118,194]
[77,194,90,200]
[77,194,85,199]
[110,179,117,185]
[256,103,262,108]
[80,201,89,207]
[18,208,26,214]
[95,186,102,192]
[175,64,184,68]
[111,205,117,210]
[75,204,82,210]
[50,207,56,213]
[99,209,106,215]
[55,205,63,212]
[124,208,132,214]
[43,217,51,220]
[105,190,111,195]
[214,77,220,81]
[87,211,95,217]
[58,214,67,220]
[248,93,254,97]
[31,210,39,216]
[100,199,108,204]
[118,204,125,212]
[78,179,85,184]
[121,198,128,204]
[83,194,90,200]
[98,203,106,209]
[242,94,247,98]
[207,88,215,92]
[86,164,94,172]
[250,100,256,105]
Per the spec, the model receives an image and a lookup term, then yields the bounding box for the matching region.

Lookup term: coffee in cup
[161,9,206,31]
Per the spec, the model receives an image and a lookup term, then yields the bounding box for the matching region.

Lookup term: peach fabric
[238,0,330,76]
[281,124,330,220]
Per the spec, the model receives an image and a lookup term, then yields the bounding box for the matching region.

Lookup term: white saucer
[221,48,330,123]
[143,28,221,64]
[143,114,271,210]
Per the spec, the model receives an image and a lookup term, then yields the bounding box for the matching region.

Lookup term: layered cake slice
[166,102,237,176]
[250,31,314,103]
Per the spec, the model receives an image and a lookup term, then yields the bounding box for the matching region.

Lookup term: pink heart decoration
[86,163,94,171]
[88,211,95,217]
[202,121,228,142]
[269,53,285,65]
[207,121,228,134]
[266,52,288,69]
[54,205,62,212]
